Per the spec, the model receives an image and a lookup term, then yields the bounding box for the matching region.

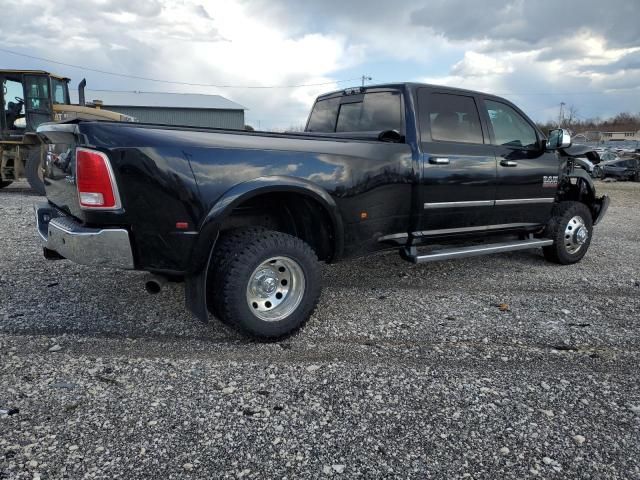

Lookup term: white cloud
[451,52,514,77]
[1,0,639,128]
[0,0,357,129]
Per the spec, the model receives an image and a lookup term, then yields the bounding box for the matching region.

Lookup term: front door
[416,88,496,235]
[480,98,559,226]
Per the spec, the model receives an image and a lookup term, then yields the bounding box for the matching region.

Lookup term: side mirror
[546,128,571,150]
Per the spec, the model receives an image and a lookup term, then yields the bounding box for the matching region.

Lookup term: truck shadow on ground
[4,248,555,345]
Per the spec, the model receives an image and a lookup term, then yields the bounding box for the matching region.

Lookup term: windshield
[25,75,50,111]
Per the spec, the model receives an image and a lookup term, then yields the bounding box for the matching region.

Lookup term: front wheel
[208,227,321,339]
[543,201,593,265]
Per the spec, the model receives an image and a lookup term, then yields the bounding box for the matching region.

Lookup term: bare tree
[564,105,579,129]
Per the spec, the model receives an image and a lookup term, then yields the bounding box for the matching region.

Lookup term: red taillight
[76,148,120,209]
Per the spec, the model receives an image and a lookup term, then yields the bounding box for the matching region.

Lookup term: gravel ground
[1,180,639,479]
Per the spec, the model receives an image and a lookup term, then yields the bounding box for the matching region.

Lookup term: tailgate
[36,122,88,220]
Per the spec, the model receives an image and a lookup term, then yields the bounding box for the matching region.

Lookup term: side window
[306,97,340,132]
[335,92,402,133]
[418,91,484,144]
[485,99,538,149]
[52,81,67,105]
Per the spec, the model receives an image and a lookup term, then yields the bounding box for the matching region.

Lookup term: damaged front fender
[592,194,610,226]
[560,164,610,226]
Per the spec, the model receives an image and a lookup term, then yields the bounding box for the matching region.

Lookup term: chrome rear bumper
[34,202,134,269]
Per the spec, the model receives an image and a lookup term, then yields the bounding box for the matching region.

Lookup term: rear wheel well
[219,192,335,262]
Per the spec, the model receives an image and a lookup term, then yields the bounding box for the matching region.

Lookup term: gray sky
[1,0,639,129]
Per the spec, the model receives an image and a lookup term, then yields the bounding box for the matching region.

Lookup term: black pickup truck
[35,83,609,338]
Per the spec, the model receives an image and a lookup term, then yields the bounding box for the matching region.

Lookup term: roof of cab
[315,82,499,101]
[0,69,70,81]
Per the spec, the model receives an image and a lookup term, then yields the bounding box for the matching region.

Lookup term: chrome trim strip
[413,223,541,237]
[424,198,556,209]
[377,232,409,242]
[494,198,555,206]
[424,200,493,209]
[408,239,554,264]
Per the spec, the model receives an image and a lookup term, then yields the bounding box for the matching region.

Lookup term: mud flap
[184,236,218,323]
[185,269,209,323]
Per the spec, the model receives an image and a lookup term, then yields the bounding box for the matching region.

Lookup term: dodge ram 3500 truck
[35,83,609,338]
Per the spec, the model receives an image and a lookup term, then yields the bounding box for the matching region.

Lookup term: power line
[496,90,640,96]
[0,47,360,89]
[4,46,638,96]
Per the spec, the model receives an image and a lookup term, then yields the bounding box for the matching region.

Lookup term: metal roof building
[70,90,246,129]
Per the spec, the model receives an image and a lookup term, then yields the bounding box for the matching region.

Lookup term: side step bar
[402,238,553,264]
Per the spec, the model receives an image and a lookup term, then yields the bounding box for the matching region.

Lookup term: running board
[402,238,553,264]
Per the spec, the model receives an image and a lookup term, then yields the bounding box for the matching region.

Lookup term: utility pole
[361,75,372,87]
[558,102,565,128]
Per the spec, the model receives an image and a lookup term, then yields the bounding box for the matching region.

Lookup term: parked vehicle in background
[0,70,135,194]
[34,82,609,339]
[594,156,640,181]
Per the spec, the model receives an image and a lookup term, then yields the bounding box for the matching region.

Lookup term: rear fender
[185,176,343,322]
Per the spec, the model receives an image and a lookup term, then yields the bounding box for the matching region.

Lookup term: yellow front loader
[1,70,134,193]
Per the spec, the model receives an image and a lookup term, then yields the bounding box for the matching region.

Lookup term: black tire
[0,181,12,189]
[26,147,45,195]
[208,227,321,339]
[543,201,593,265]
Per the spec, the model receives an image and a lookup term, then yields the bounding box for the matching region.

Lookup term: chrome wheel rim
[565,215,588,254]
[246,256,305,322]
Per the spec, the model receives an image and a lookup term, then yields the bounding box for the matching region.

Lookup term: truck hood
[562,143,600,164]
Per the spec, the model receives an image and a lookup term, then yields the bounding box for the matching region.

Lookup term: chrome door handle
[429,157,450,165]
[500,160,518,167]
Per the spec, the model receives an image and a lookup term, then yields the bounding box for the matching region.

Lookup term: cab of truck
[0,70,71,136]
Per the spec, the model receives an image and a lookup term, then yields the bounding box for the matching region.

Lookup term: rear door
[481,98,559,226]
[416,88,496,234]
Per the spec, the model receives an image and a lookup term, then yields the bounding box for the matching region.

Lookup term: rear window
[306,92,402,133]
[306,97,340,132]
